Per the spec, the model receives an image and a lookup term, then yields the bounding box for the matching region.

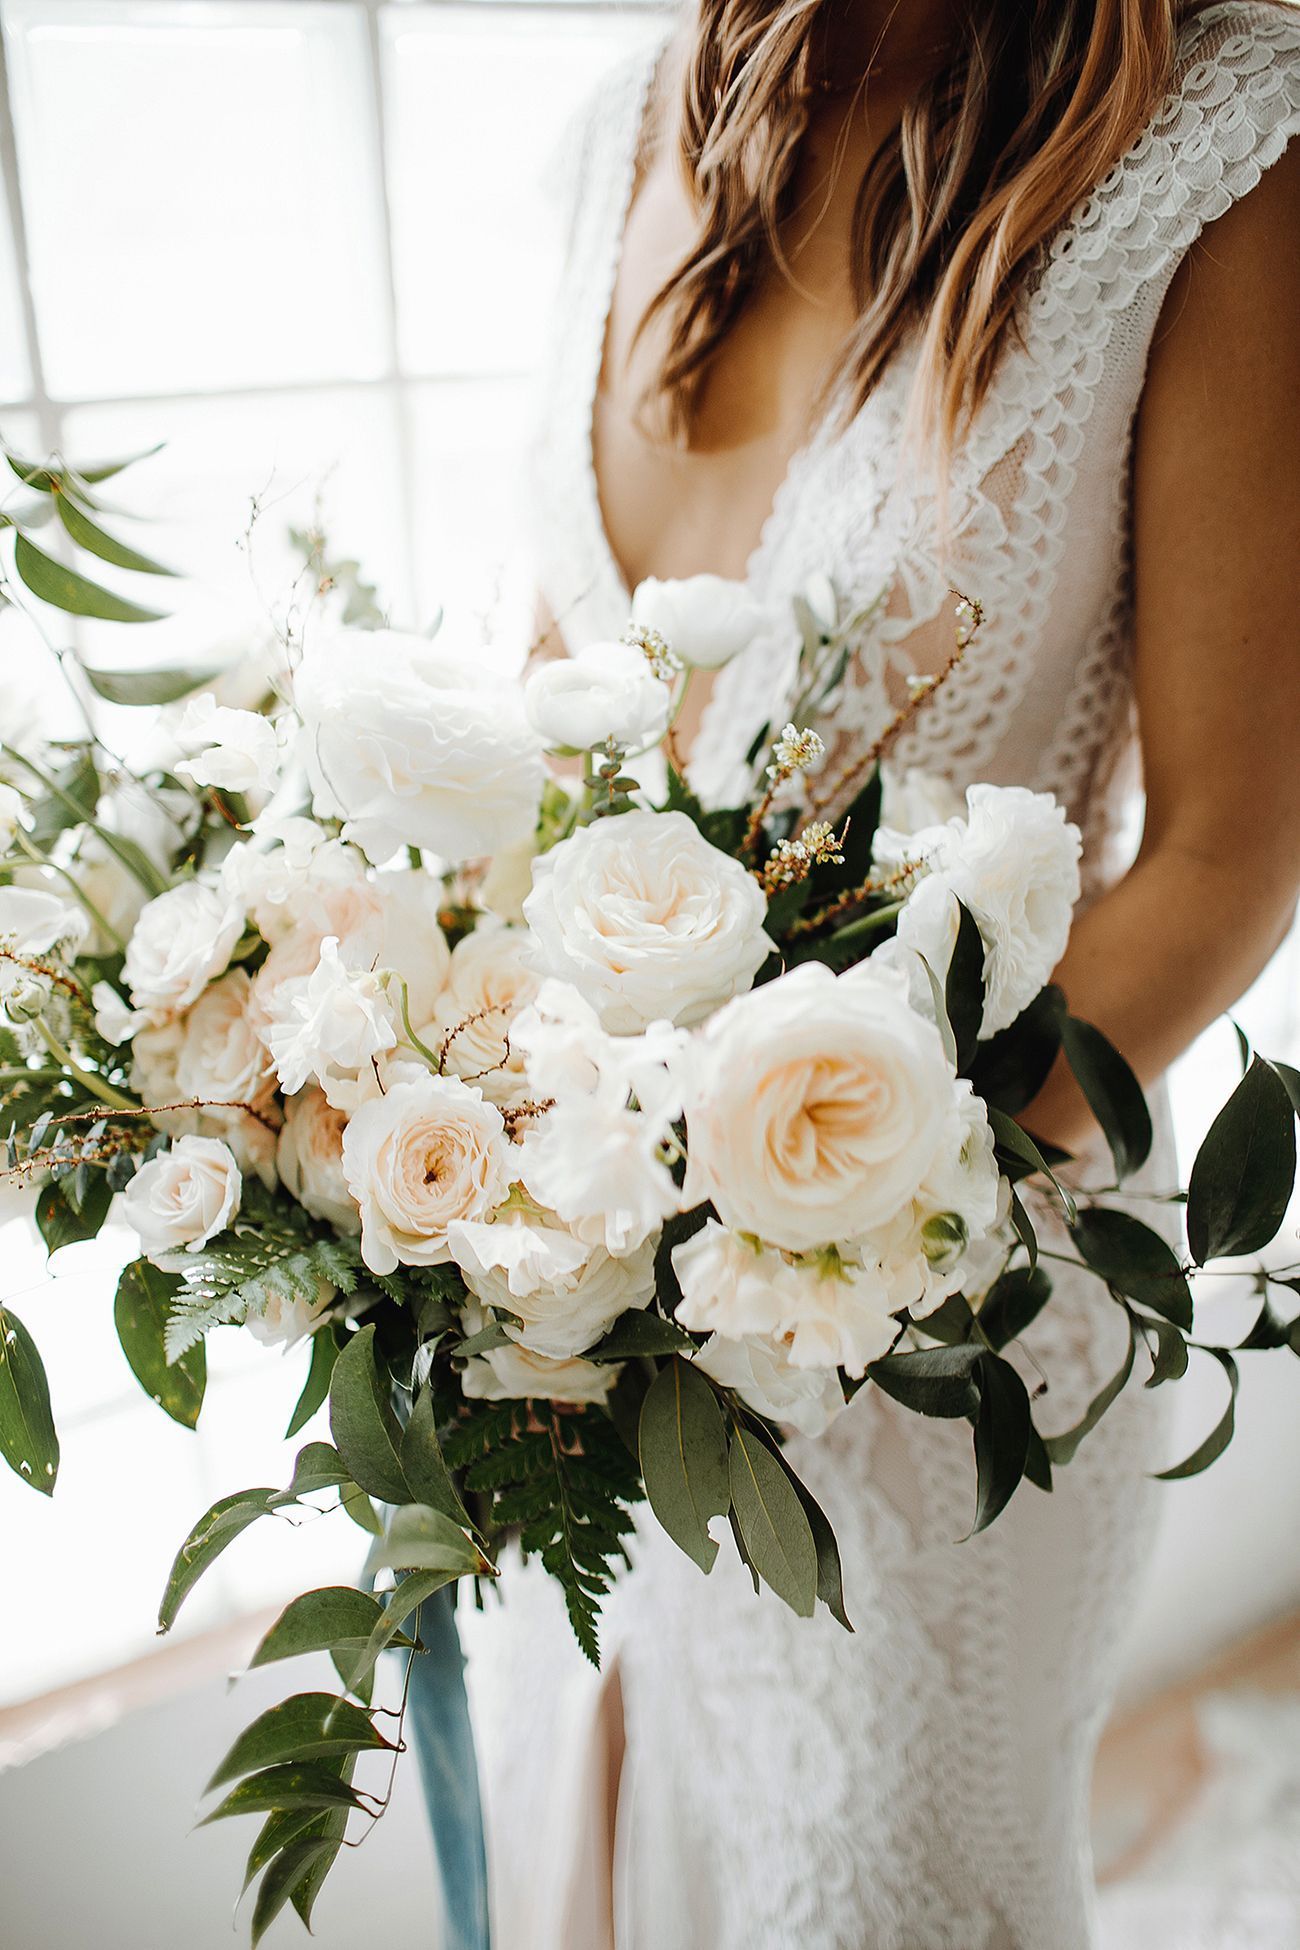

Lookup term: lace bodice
[469,12,1300,1948]
[529,1,1300,897]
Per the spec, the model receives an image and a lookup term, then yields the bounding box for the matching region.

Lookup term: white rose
[692,1333,846,1439]
[173,969,280,1188]
[682,959,956,1253]
[120,1134,242,1257]
[447,1205,656,1359]
[278,1085,360,1233]
[342,1071,513,1274]
[263,935,397,1102]
[524,809,772,1033]
[460,1338,618,1407]
[630,574,768,669]
[295,627,544,863]
[881,784,1082,1040]
[123,880,244,1021]
[523,641,671,753]
[423,924,539,1106]
[175,693,281,796]
[244,1279,336,1349]
[225,832,366,947]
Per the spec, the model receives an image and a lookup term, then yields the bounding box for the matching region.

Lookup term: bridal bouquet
[2,440,1298,1942]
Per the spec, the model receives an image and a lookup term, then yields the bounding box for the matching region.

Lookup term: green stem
[32,1019,141,1113]
[824,899,904,951]
[2,744,167,897]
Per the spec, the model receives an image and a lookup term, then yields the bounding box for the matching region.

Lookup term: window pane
[4,2,390,399]
[409,374,535,634]
[0,156,32,402]
[384,5,660,376]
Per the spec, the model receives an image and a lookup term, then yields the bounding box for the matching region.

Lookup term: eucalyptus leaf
[55,494,176,575]
[728,1422,818,1617]
[638,1357,731,1574]
[367,1503,482,1579]
[0,1305,59,1494]
[1070,1207,1192,1329]
[945,901,986,1073]
[206,1693,394,1791]
[271,1442,353,1503]
[589,1309,696,1360]
[242,1807,335,1892]
[757,1431,852,1630]
[1186,1057,1297,1264]
[13,531,165,623]
[987,1108,1077,1222]
[37,1174,112,1255]
[80,662,221,708]
[251,1838,340,1949]
[1060,1015,1152,1181]
[1023,1424,1053,1493]
[1142,1315,1191,1388]
[113,1259,205,1428]
[1154,1350,1239,1481]
[969,984,1066,1116]
[157,1487,277,1631]
[73,443,164,485]
[1044,1312,1136,1467]
[1009,1187,1038,1269]
[328,1323,409,1504]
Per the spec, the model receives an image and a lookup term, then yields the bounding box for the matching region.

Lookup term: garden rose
[423,923,539,1106]
[523,641,672,752]
[342,1071,513,1274]
[630,574,768,669]
[448,1205,656,1359]
[123,879,244,1021]
[295,627,544,863]
[682,959,957,1253]
[278,1085,360,1233]
[173,968,279,1187]
[120,1134,242,1258]
[524,809,772,1033]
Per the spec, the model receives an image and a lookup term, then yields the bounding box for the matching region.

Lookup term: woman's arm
[1030,138,1300,1152]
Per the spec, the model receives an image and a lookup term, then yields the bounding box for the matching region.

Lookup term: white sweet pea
[524,640,672,753]
[682,958,957,1254]
[295,627,544,863]
[692,1333,846,1439]
[120,1134,242,1257]
[244,1280,336,1349]
[123,880,244,1021]
[92,980,145,1047]
[278,1085,360,1233]
[175,693,281,795]
[524,809,773,1033]
[877,783,1082,1039]
[263,935,397,1100]
[630,574,767,669]
[342,1071,513,1274]
[447,1205,656,1359]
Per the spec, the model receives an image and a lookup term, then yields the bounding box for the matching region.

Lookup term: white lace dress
[460,9,1300,1947]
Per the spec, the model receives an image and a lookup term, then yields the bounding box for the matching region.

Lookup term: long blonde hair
[640,0,1220,457]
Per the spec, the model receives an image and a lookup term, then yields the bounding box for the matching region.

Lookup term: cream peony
[295,627,544,863]
[342,1071,513,1274]
[447,1205,656,1359]
[524,809,773,1033]
[682,959,957,1253]
[423,924,539,1107]
[123,879,244,1021]
[630,574,768,669]
[120,1134,242,1257]
[278,1085,360,1233]
[523,641,672,753]
[692,1333,846,1439]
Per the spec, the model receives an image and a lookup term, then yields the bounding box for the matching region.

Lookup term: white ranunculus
[173,968,279,1188]
[630,574,768,670]
[120,1134,242,1257]
[244,1279,336,1349]
[524,809,772,1033]
[0,783,24,852]
[123,880,244,1021]
[460,1337,619,1407]
[423,925,539,1106]
[448,1205,656,1359]
[263,936,397,1101]
[175,693,281,796]
[682,959,957,1254]
[295,627,544,863]
[692,1333,846,1439]
[342,1071,513,1275]
[278,1085,360,1233]
[880,783,1082,1039]
[524,640,672,754]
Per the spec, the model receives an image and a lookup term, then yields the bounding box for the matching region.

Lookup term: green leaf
[328,1323,409,1504]
[157,1487,276,1632]
[55,495,176,575]
[250,1588,389,1671]
[1070,1207,1192,1329]
[341,1571,458,1695]
[987,1107,1077,1222]
[242,1807,336,1893]
[400,1386,472,1530]
[367,1504,483,1579]
[251,1838,340,1949]
[274,1441,353,1502]
[977,1266,1052,1351]
[1060,1015,1153,1182]
[36,1174,113,1255]
[915,1290,977,1345]
[286,1328,339,1440]
[13,531,165,623]
[1142,1314,1190,1388]
[1274,1060,1300,1120]
[868,1343,983,1418]
[1186,1057,1297,1264]
[969,984,1066,1116]
[728,1422,818,1616]
[759,1434,852,1630]
[1009,1187,1038,1268]
[202,1761,369,1824]
[113,1260,205,1429]
[1044,1313,1136,1466]
[23,743,99,850]
[80,662,220,708]
[970,1353,1031,1534]
[206,1693,394,1792]
[638,1358,731,1574]
[0,1306,59,1494]
[454,1319,513,1358]
[945,900,986,1072]
[1023,1424,1053,1492]
[1154,1350,1239,1481]
[73,443,164,485]
[589,1309,696,1360]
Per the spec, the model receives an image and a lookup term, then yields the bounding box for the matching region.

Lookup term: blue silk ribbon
[405,1584,492,1950]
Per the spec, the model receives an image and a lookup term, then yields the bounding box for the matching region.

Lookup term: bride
[460,2,1300,1944]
